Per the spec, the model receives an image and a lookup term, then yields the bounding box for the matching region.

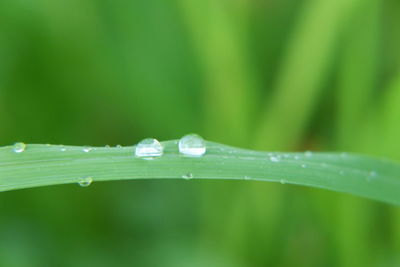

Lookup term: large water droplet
[135,138,163,159]
[78,176,93,187]
[270,156,280,162]
[13,142,26,153]
[83,146,93,153]
[182,173,193,180]
[178,134,206,157]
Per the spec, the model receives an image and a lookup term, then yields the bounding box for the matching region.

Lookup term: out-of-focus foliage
[0,0,399,266]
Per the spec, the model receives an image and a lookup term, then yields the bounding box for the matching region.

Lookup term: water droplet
[135,138,163,159]
[367,171,378,182]
[13,142,26,153]
[179,134,206,157]
[294,155,300,160]
[301,164,307,168]
[280,179,286,184]
[182,173,193,180]
[78,176,93,187]
[83,146,92,153]
[244,176,251,180]
[270,156,280,162]
[369,171,377,177]
[105,145,111,148]
[116,144,122,148]
[60,146,66,152]
[305,151,313,157]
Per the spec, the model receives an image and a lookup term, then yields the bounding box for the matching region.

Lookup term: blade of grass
[334,2,381,266]
[1,140,400,205]
[177,2,261,260]
[378,75,400,159]
[378,74,400,261]
[251,1,361,263]
[336,1,380,151]
[177,0,256,145]
[254,0,361,150]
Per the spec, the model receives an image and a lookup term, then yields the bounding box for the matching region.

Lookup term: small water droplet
[270,156,280,162]
[105,145,111,148]
[369,171,377,177]
[244,176,251,180]
[116,144,122,148]
[305,151,313,157]
[13,142,26,153]
[179,134,206,157]
[78,176,93,187]
[367,171,378,182]
[83,146,92,153]
[182,173,193,180]
[301,164,307,168]
[294,155,300,160]
[280,179,286,184]
[60,146,66,152]
[135,138,163,159]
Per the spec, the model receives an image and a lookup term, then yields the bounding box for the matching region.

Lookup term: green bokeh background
[1,0,400,266]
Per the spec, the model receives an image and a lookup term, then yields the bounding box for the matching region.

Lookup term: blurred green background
[1,0,400,266]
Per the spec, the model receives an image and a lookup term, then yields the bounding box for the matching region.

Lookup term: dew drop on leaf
[367,171,378,182]
[83,146,92,153]
[270,156,279,162]
[78,176,93,187]
[13,142,26,153]
[179,134,206,157]
[182,173,193,180]
[135,138,163,159]
[369,171,378,177]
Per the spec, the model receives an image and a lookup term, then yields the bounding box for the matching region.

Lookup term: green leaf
[1,140,399,205]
